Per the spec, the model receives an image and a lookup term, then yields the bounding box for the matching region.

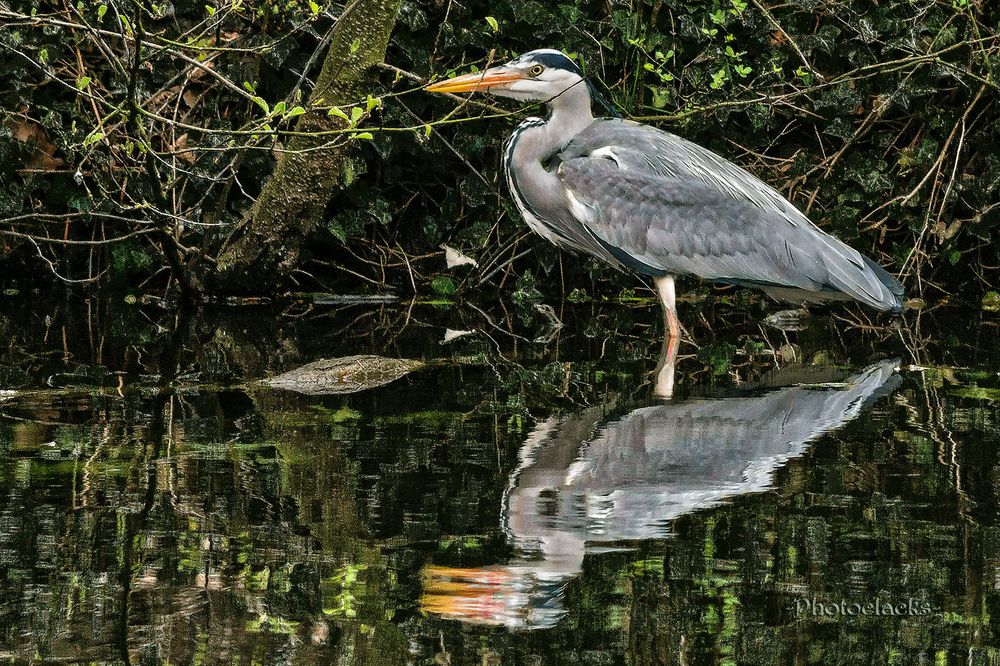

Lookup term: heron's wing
[556,120,904,310]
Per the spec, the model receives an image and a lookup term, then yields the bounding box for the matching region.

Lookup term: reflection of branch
[26,237,103,284]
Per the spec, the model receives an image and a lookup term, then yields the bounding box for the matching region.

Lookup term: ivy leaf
[251,96,270,114]
[83,131,105,147]
[328,106,350,122]
[432,276,457,296]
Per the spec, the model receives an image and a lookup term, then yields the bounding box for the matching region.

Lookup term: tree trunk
[214,0,401,292]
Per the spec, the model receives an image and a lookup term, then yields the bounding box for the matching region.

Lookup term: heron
[426,49,905,394]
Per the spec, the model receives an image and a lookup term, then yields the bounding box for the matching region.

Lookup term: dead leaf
[442,244,478,269]
[170,133,196,164]
[6,117,65,171]
[187,60,215,82]
[147,85,181,110]
[441,329,474,344]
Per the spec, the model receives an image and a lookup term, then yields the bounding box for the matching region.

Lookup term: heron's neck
[518,84,595,163]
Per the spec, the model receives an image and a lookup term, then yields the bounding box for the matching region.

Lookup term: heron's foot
[764,308,811,332]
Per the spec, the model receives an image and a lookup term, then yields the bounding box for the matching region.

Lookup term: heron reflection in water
[420,358,900,629]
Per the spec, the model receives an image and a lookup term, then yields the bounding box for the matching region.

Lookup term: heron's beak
[425,67,523,94]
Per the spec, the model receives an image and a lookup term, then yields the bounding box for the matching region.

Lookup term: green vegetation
[0,0,996,304]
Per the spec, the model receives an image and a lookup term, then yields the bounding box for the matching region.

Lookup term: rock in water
[261,355,424,395]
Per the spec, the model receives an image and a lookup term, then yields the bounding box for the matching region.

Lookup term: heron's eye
[529,64,544,77]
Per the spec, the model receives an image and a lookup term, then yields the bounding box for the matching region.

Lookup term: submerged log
[260,355,424,395]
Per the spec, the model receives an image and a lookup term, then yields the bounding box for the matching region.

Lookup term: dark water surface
[0,293,997,664]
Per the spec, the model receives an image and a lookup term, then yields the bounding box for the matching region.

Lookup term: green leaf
[251,96,269,114]
[272,100,286,116]
[286,106,305,118]
[242,81,256,94]
[354,132,373,140]
[431,276,457,296]
[365,95,380,112]
[75,76,92,90]
[982,291,1000,311]
[83,131,105,147]
[205,4,215,16]
[308,0,319,14]
[350,107,363,123]
[327,106,350,122]
[485,15,499,32]
[97,4,107,19]
[349,38,361,54]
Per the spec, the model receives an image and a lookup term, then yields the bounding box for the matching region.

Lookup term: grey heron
[426,50,905,393]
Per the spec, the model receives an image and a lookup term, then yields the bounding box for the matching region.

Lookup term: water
[0,294,997,664]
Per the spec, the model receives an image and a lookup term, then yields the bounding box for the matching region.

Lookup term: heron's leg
[653,333,679,399]
[653,275,680,339]
[652,275,680,399]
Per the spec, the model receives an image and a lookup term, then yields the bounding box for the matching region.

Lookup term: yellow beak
[425,67,523,94]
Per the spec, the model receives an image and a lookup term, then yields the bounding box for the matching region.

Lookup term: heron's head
[425,49,587,103]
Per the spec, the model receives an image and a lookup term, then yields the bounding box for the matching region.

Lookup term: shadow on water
[0,293,997,664]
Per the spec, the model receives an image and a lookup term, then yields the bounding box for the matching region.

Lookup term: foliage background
[0,0,998,302]
[2,3,1000,661]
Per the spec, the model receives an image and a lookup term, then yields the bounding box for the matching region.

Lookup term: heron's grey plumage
[495,51,904,311]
